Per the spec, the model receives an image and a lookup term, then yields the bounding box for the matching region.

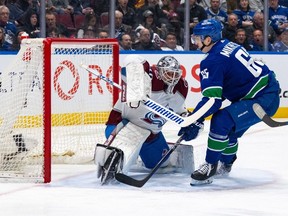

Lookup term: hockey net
[0,38,119,183]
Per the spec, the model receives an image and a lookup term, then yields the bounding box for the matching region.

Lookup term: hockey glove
[178,117,204,141]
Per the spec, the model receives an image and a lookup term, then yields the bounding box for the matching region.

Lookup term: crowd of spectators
[0,0,288,52]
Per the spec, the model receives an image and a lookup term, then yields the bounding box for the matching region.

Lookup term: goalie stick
[115,135,184,188]
[80,64,214,127]
[253,103,288,127]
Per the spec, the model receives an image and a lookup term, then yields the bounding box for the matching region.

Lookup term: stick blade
[252,103,266,119]
[115,173,146,188]
[253,103,288,127]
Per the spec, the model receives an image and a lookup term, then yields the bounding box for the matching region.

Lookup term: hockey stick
[114,135,184,187]
[80,64,214,127]
[253,103,288,127]
[103,120,128,146]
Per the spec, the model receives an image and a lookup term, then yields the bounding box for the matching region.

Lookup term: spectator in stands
[0,5,17,51]
[226,0,238,14]
[119,33,134,50]
[117,0,137,28]
[279,0,288,7]
[0,0,6,5]
[170,0,182,11]
[23,9,40,38]
[136,0,170,28]
[46,0,74,14]
[127,0,138,10]
[222,13,238,42]
[151,31,166,48]
[234,28,252,50]
[132,27,161,50]
[76,12,99,38]
[251,11,276,44]
[167,12,184,46]
[133,24,145,42]
[250,29,273,51]
[161,0,175,16]
[47,27,59,38]
[11,28,27,50]
[272,27,288,52]
[0,26,10,51]
[161,32,184,51]
[197,0,227,12]
[136,10,160,38]
[96,1,110,16]
[249,0,264,12]
[176,0,207,34]
[68,0,93,15]
[6,0,37,27]
[206,0,228,25]
[269,0,288,35]
[83,26,97,38]
[102,10,132,40]
[45,11,70,37]
[278,0,288,8]
[233,0,255,30]
[98,30,109,38]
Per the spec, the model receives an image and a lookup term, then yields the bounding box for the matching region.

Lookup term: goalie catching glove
[178,117,204,141]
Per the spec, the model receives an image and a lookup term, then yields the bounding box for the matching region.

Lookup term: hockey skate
[100,147,124,185]
[216,155,237,177]
[190,162,217,186]
[216,162,232,177]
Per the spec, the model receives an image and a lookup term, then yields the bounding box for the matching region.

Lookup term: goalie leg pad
[94,122,150,184]
[110,122,150,174]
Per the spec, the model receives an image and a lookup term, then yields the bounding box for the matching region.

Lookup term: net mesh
[0,39,117,182]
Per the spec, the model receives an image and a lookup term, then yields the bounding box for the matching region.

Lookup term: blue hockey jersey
[269,5,288,34]
[195,39,273,118]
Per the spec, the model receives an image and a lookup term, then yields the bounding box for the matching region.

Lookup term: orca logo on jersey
[143,100,184,124]
[142,112,166,128]
[200,68,209,79]
[54,60,80,100]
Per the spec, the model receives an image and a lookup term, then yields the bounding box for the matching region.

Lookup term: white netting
[0,39,118,182]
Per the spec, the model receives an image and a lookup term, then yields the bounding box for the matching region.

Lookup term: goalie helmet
[156,56,182,93]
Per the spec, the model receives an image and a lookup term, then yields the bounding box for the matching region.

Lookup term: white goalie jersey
[106,65,189,135]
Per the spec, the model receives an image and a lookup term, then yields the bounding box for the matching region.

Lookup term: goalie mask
[157,56,182,93]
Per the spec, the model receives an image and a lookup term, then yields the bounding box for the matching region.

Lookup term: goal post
[0,38,120,183]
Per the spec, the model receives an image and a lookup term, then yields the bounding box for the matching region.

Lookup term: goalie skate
[100,147,124,185]
[190,163,217,186]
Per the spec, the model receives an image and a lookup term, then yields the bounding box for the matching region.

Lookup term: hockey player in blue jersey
[178,19,280,185]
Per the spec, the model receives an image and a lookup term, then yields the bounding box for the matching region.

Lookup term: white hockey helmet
[156,56,182,93]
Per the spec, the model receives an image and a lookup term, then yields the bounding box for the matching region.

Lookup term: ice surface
[0,120,288,216]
